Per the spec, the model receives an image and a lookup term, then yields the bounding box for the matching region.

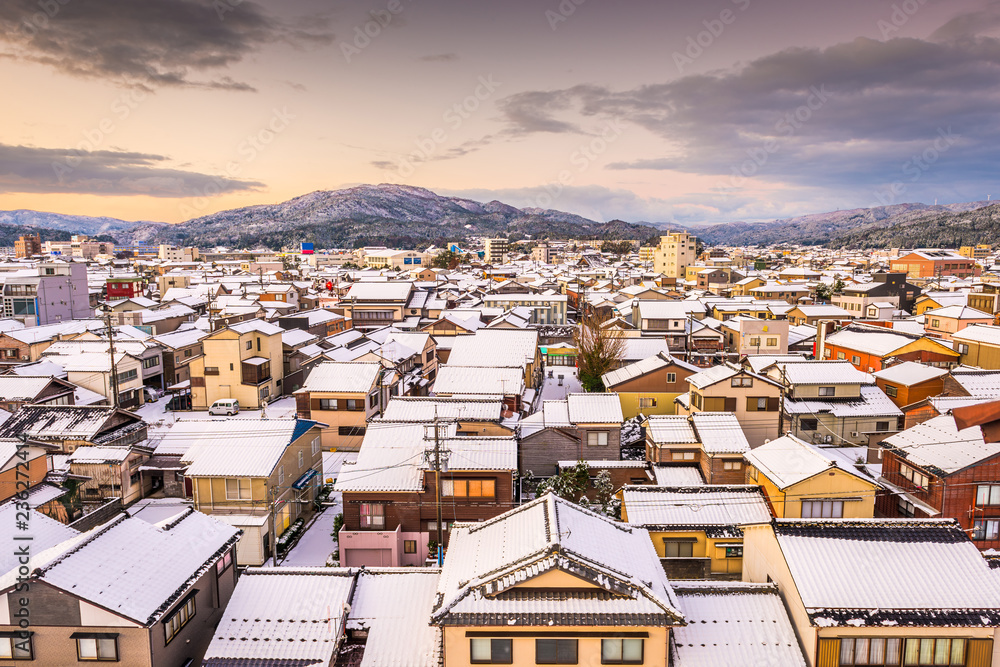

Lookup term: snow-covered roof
[68,445,133,463]
[953,324,1000,346]
[691,412,750,454]
[652,465,704,486]
[601,352,699,388]
[432,365,524,396]
[381,396,503,423]
[646,415,698,444]
[566,393,624,424]
[348,569,442,667]
[229,319,283,335]
[744,434,877,490]
[445,329,538,368]
[773,519,1000,626]
[949,368,1000,398]
[623,485,771,528]
[671,582,807,667]
[825,325,924,357]
[202,568,355,665]
[924,305,992,319]
[783,385,902,418]
[881,414,1000,476]
[3,510,239,626]
[0,375,63,401]
[431,494,684,627]
[0,503,78,577]
[345,281,413,302]
[178,418,321,478]
[298,361,381,394]
[779,361,872,386]
[872,361,947,386]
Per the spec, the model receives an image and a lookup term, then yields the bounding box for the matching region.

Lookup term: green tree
[601,240,633,257]
[536,462,591,499]
[431,250,460,269]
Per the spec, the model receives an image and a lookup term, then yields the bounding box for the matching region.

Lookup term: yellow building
[959,244,991,260]
[653,231,697,279]
[293,360,383,450]
[621,485,772,577]
[742,519,999,667]
[431,494,683,666]
[189,319,284,410]
[953,324,1000,369]
[744,434,879,518]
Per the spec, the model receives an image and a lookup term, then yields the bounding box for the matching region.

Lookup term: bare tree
[575,311,627,392]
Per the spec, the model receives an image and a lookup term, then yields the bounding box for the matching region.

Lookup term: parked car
[209,399,240,416]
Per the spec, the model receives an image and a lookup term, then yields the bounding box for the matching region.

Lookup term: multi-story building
[531,242,555,263]
[483,237,509,264]
[890,249,979,279]
[481,293,568,324]
[959,244,992,260]
[157,244,200,261]
[652,231,697,279]
[106,275,145,299]
[43,235,114,259]
[1,262,90,325]
[14,233,41,258]
[189,319,285,410]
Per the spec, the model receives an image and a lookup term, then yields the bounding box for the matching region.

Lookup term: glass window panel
[536,640,557,663]
[841,638,856,664]
[471,638,491,661]
[0,640,11,659]
[833,501,844,518]
[886,638,901,665]
[454,481,467,497]
[483,479,495,497]
[855,638,870,664]
[870,638,886,665]
[919,638,933,665]
[904,638,920,665]
[622,639,643,662]
[950,639,965,665]
[933,639,949,665]
[441,480,454,497]
[492,639,511,662]
[992,485,1000,505]
[468,480,483,497]
[78,639,98,659]
[602,639,622,662]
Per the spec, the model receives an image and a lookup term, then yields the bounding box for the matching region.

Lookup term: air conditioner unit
[868,367,874,373]
[824,435,833,444]
[850,431,860,438]
[20,355,29,361]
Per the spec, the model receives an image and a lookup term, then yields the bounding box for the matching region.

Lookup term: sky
[0,0,998,226]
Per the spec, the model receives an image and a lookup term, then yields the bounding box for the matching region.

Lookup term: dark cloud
[0,0,334,90]
[0,143,263,197]
[495,19,1000,206]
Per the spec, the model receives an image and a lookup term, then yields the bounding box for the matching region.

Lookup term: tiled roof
[881,414,1000,476]
[622,485,772,528]
[299,361,381,394]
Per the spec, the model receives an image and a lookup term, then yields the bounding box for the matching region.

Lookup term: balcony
[241,358,271,385]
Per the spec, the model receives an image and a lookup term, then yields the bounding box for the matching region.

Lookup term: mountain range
[2,184,998,251]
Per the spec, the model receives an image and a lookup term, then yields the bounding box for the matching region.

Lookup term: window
[76,635,119,661]
[638,397,657,408]
[320,398,338,410]
[801,418,818,431]
[801,500,844,518]
[766,337,778,346]
[663,539,694,557]
[277,465,284,485]
[852,355,861,365]
[339,426,366,437]
[898,498,916,517]
[731,376,753,387]
[470,638,512,664]
[818,386,835,396]
[931,319,940,328]
[691,392,703,409]
[749,336,761,347]
[185,348,193,357]
[723,460,741,471]
[972,519,1000,540]
[601,638,643,664]
[875,421,890,432]
[976,484,1000,506]
[587,431,609,447]
[899,462,929,489]
[0,636,32,660]
[298,450,304,469]
[215,550,233,576]
[666,373,676,383]
[225,478,251,500]
[163,596,196,644]
[360,503,385,529]
[311,437,321,455]
[536,639,578,664]
[426,520,452,533]
[441,479,496,498]
[746,397,769,411]
[837,351,846,360]
[672,451,695,461]
[142,356,159,369]
[838,637,905,666]
[885,384,898,397]
[823,348,831,358]
[368,392,379,409]
[246,340,253,350]
[117,368,138,384]
[346,399,363,411]
[403,540,417,554]
[725,545,743,558]
[957,343,970,355]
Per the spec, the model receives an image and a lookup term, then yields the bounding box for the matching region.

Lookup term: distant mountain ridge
[1,186,997,250]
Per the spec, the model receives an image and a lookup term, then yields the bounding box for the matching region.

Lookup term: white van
[209,399,240,416]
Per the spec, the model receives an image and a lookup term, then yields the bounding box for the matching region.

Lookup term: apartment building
[2,262,91,325]
[189,320,284,410]
[653,231,697,279]
[483,237,509,264]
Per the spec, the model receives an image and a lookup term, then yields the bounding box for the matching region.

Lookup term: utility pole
[423,413,451,567]
[269,484,280,567]
[778,364,788,436]
[104,309,120,408]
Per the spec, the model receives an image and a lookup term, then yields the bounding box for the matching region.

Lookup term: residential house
[644,412,751,483]
[769,360,903,446]
[2,262,91,326]
[0,374,80,412]
[432,493,685,667]
[443,328,542,392]
[381,396,515,437]
[518,393,625,477]
[68,444,153,505]
[786,304,852,326]
[276,307,347,337]
[872,361,948,409]
[876,409,1000,550]
[151,326,207,387]
[721,316,789,357]
[677,363,783,447]
[342,281,414,329]
[953,324,1000,369]
[742,518,1000,667]
[621,484,772,578]
[749,282,812,304]
[334,421,517,566]
[0,438,52,503]
[832,272,919,313]
[600,351,699,418]
[179,417,326,566]
[295,361,384,450]
[189,319,284,410]
[482,293,568,324]
[924,305,993,339]
[0,510,239,666]
[744,434,880,518]
[821,322,960,372]
[0,405,147,453]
